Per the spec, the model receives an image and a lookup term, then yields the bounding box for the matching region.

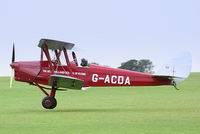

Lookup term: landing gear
[172,81,180,90]
[35,81,58,109]
[42,96,57,109]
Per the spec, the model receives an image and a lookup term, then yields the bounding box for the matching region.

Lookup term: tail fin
[154,52,192,84]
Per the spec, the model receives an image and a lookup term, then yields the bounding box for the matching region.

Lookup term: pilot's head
[81,58,88,67]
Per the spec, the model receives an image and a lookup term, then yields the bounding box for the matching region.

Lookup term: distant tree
[118,59,153,73]
[138,59,154,73]
[118,59,138,71]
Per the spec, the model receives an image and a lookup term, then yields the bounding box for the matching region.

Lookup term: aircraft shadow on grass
[35,107,198,113]
[8,107,198,114]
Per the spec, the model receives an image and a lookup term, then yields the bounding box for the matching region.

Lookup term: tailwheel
[42,96,57,109]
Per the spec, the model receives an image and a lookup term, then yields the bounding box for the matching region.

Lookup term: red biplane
[10,39,192,109]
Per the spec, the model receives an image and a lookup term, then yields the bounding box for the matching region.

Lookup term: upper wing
[38,39,75,50]
[48,75,84,90]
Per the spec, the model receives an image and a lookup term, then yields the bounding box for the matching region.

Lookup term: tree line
[90,59,154,73]
[118,59,153,73]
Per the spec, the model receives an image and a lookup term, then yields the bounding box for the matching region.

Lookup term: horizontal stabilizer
[153,75,185,84]
[49,75,84,89]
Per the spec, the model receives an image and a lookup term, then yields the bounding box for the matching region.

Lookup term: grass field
[0,73,200,134]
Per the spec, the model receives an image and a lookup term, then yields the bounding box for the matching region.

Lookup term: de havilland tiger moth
[10,39,192,109]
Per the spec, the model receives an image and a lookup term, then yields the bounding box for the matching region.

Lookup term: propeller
[12,43,15,63]
[10,43,15,88]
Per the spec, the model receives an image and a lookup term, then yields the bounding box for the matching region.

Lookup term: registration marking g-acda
[92,74,131,85]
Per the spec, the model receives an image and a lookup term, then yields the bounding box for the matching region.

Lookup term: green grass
[0,73,200,134]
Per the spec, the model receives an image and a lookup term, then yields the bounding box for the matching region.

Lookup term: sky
[0,0,199,76]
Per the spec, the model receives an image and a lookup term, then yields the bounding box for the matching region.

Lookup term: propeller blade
[10,43,15,88]
[9,69,14,88]
[12,43,15,63]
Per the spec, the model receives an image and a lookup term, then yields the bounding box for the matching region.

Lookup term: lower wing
[49,75,84,90]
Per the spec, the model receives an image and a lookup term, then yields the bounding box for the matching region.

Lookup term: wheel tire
[42,96,57,109]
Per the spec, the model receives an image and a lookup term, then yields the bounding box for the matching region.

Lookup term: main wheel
[42,96,57,109]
